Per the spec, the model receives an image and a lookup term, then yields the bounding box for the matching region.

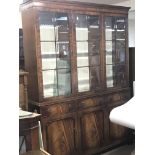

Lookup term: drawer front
[106,90,131,107]
[78,96,104,110]
[41,102,76,117]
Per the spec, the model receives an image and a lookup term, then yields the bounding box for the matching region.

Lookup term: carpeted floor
[101,145,134,155]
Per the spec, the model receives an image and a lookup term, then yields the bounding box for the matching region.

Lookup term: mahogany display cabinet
[21,1,133,155]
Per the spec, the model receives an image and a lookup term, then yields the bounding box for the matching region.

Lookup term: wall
[128,19,135,47]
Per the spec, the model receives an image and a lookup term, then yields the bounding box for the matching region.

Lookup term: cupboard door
[108,109,128,141]
[39,11,72,98]
[109,122,128,140]
[80,110,104,151]
[75,14,101,92]
[46,118,76,155]
[105,16,127,88]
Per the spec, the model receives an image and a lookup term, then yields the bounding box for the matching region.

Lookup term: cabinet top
[21,0,130,13]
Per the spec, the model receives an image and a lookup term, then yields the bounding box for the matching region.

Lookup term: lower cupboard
[29,88,133,155]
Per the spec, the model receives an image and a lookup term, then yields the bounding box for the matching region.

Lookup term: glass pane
[76,28,88,41]
[114,72,126,87]
[106,41,115,52]
[77,42,89,67]
[42,55,56,70]
[40,25,55,41]
[57,69,71,96]
[39,12,55,41]
[105,17,115,29]
[90,67,100,89]
[116,17,125,30]
[116,30,125,40]
[116,40,125,63]
[56,42,70,69]
[41,42,55,54]
[105,17,115,40]
[78,67,90,92]
[105,29,115,40]
[106,53,113,65]
[55,13,69,42]
[88,15,99,40]
[89,55,100,66]
[41,42,56,70]
[88,41,99,55]
[76,15,88,41]
[115,64,125,73]
[106,65,114,88]
[76,14,87,28]
[42,70,58,97]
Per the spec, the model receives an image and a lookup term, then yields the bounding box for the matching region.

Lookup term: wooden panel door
[79,110,105,152]
[46,118,76,155]
[108,108,128,141]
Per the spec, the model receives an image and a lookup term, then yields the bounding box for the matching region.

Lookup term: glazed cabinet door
[38,11,72,98]
[75,13,101,92]
[104,16,128,88]
[46,118,76,155]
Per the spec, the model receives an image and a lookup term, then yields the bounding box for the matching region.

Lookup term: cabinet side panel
[21,8,40,102]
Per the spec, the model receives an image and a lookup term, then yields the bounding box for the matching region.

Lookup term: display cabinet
[21,1,132,155]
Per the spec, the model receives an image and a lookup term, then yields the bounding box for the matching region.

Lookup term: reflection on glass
[77,56,89,67]
[42,70,58,97]
[88,27,99,40]
[105,17,115,29]
[77,42,88,54]
[114,72,125,86]
[90,67,100,88]
[39,12,55,41]
[105,29,115,40]
[58,69,71,96]
[41,42,55,54]
[90,55,99,66]
[77,42,89,67]
[42,57,56,70]
[116,41,125,63]
[56,42,70,68]
[106,41,113,52]
[106,54,112,65]
[116,30,125,40]
[116,18,125,29]
[76,28,88,41]
[115,64,125,73]
[105,41,114,65]
[88,41,99,55]
[55,13,69,42]
[78,67,90,92]
[40,25,55,41]
[106,65,114,87]
[76,15,88,41]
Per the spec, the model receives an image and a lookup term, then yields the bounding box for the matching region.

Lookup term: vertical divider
[69,12,78,94]
[100,14,106,89]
